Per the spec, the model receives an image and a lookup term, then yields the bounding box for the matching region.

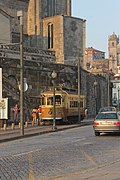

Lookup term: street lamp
[78,50,81,123]
[17,10,24,136]
[51,70,57,130]
[107,59,110,106]
[94,80,98,115]
[117,86,120,111]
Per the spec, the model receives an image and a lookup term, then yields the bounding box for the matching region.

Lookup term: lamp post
[107,59,110,106]
[17,10,24,136]
[118,86,120,111]
[51,70,57,130]
[78,51,81,123]
[94,80,98,115]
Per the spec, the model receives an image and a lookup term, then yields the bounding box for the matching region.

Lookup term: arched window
[112,42,114,46]
[48,23,53,49]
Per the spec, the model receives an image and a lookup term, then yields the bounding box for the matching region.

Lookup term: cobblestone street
[0,125,120,179]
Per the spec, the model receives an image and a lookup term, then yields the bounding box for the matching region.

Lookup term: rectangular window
[48,24,53,49]
[51,24,53,48]
[80,101,83,108]
[48,25,50,49]
[70,101,78,108]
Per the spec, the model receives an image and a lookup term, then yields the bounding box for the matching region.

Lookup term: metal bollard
[37,119,40,126]
[19,122,21,128]
[32,121,34,126]
[4,124,7,130]
[12,123,15,130]
[25,121,28,128]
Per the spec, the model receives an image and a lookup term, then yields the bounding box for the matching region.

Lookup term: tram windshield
[47,95,61,105]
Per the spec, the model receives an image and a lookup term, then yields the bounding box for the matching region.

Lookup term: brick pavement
[0,119,94,143]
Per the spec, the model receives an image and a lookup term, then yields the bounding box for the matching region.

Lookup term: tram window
[70,101,73,107]
[41,97,46,105]
[55,95,61,105]
[70,101,78,107]
[75,101,78,107]
[70,101,82,108]
[80,101,83,108]
[47,97,53,105]
[47,95,61,105]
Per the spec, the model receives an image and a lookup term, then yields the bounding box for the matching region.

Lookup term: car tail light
[94,121,99,126]
[114,121,120,126]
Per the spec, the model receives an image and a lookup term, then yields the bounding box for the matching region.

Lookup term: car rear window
[96,113,118,120]
[99,107,116,112]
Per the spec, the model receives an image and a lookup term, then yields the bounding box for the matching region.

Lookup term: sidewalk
[0,118,94,143]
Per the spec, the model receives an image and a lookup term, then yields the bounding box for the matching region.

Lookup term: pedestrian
[32,107,38,123]
[13,103,19,124]
[85,108,88,119]
[37,105,42,124]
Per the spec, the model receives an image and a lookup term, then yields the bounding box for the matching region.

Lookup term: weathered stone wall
[0,0,72,48]
[43,15,64,63]
[55,0,71,16]
[27,0,71,36]
[79,69,108,117]
[43,15,85,66]
[39,0,71,19]
[2,60,108,117]
[64,16,85,66]
[0,0,28,34]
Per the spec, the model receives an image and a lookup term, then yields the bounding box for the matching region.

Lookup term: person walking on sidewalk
[37,105,42,125]
[85,108,88,119]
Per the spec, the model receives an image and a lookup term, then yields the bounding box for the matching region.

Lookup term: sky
[72,0,120,58]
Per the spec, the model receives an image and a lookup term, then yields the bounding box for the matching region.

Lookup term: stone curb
[0,120,93,143]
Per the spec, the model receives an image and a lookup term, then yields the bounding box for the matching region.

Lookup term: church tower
[108,32,119,72]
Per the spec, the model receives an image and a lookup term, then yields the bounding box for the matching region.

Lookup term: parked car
[98,106,116,113]
[93,111,120,136]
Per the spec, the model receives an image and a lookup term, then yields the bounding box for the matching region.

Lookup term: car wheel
[95,132,100,136]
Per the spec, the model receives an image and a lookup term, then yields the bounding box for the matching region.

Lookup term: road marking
[48,158,120,180]
[71,137,86,143]
[83,151,98,166]
[83,142,93,145]
[12,149,41,157]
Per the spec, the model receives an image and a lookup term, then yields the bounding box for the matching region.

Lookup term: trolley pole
[17,11,24,136]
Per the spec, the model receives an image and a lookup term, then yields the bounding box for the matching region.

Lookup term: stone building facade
[27,0,71,36]
[43,15,86,66]
[0,0,109,118]
[0,0,86,67]
[85,47,105,70]
[0,0,28,44]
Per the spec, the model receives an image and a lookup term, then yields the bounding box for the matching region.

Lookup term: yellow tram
[40,88,86,124]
